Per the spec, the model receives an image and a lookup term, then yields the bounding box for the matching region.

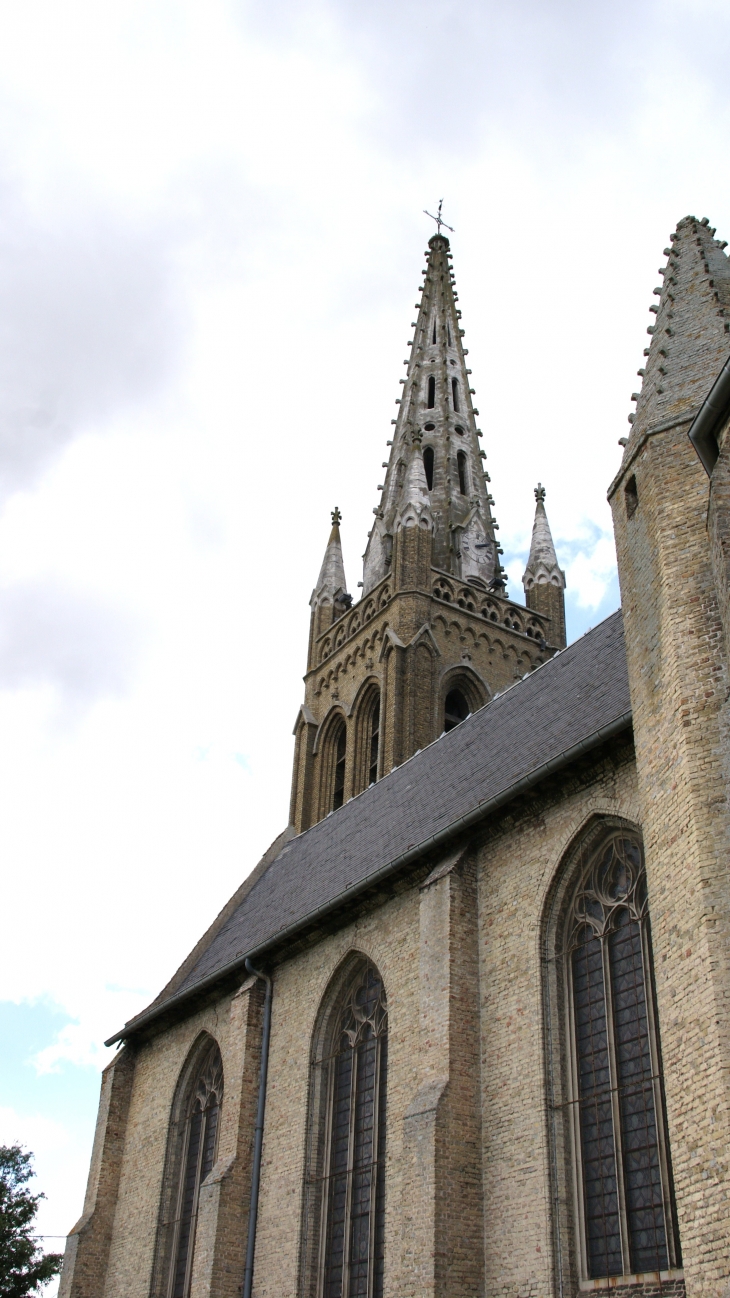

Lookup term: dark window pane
[168,1042,224,1298]
[573,931,623,1278]
[172,1107,203,1298]
[609,911,668,1273]
[333,723,346,811]
[368,700,380,786]
[321,965,387,1298]
[444,688,469,733]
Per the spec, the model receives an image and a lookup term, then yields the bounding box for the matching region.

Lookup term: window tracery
[562,832,680,1281]
[301,960,388,1298]
[151,1037,224,1298]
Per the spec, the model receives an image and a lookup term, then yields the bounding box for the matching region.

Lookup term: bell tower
[290,231,563,833]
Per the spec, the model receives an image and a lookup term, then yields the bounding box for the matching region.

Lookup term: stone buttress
[609,214,730,1298]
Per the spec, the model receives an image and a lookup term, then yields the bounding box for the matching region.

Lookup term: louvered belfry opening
[566,834,680,1281]
[301,960,388,1298]
[168,1040,224,1298]
[367,698,380,787]
[332,721,347,811]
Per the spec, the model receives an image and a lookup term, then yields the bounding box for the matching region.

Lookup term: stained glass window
[305,962,387,1298]
[567,834,679,1280]
[168,1041,223,1298]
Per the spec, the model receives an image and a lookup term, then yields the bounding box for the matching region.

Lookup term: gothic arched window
[562,832,680,1281]
[301,959,388,1298]
[444,687,469,732]
[367,698,380,787]
[457,450,468,495]
[423,446,434,490]
[427,375,436,408]
[151,1036,224,1298]
[332,720,347,811]
[451,377,459,411]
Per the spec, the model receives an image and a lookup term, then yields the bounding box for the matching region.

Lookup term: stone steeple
[622,215,730,460]
[522,484,566,649]
[290,231,557,834]
[363,232,500,594]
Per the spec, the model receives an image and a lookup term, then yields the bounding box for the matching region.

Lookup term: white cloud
[0,0,728,1245]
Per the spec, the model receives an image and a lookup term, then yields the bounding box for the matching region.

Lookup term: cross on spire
[535,483,546,504]
[423,199,454,236]
[331,507,342,527]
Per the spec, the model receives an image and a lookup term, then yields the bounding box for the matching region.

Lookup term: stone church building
[60,215,730,1298]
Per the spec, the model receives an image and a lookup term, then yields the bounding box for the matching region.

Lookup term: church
[59,213,730,1298]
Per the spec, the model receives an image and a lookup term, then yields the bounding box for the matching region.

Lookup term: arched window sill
[579,1269,684,1290]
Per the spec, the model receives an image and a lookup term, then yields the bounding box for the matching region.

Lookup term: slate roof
[110,609,631,1043]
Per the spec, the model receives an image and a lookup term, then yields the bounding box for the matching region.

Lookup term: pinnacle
[523,484,565,592]
[312,509,348,609]
[620,215,730,461]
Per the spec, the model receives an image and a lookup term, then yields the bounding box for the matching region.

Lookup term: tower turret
[522,484,566,648]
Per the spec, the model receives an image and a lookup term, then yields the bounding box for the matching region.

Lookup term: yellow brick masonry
[607,211,730,1298]
[67,740,644,1298]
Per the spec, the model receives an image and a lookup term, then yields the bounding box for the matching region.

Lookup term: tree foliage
[0,1146,62,1298]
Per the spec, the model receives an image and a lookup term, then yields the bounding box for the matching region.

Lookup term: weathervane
[423,199,454,236]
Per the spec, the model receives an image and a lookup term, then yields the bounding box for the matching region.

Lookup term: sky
[1,0,729,1273]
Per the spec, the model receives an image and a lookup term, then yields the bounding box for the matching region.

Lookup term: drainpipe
[242,959,273,1298]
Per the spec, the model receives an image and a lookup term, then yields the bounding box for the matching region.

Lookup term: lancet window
[451,377,459,410]
[457,450,468,495]
[423,446,434,490]
[332,720,347,811]
[300,959,388,1298]
[560,832,680,1281]
[444,687,469,731]
[427,375,436,408]
[367,699,380,786]
[151,1036,224,1298]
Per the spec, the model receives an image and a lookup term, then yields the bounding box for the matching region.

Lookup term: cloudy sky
[1,0,729,1267]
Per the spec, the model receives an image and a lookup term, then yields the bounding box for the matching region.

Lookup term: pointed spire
[523,485,566,650]
[523,484,565,591]
[311,507,348,609]
[362,231,500,592]
[623,215,730,460]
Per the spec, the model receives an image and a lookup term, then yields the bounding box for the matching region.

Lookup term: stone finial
[331,506,342,528]
[534,483,546,504]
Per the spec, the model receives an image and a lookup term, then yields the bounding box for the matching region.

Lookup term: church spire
[522,484,566,649]
[362,231,500,593]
